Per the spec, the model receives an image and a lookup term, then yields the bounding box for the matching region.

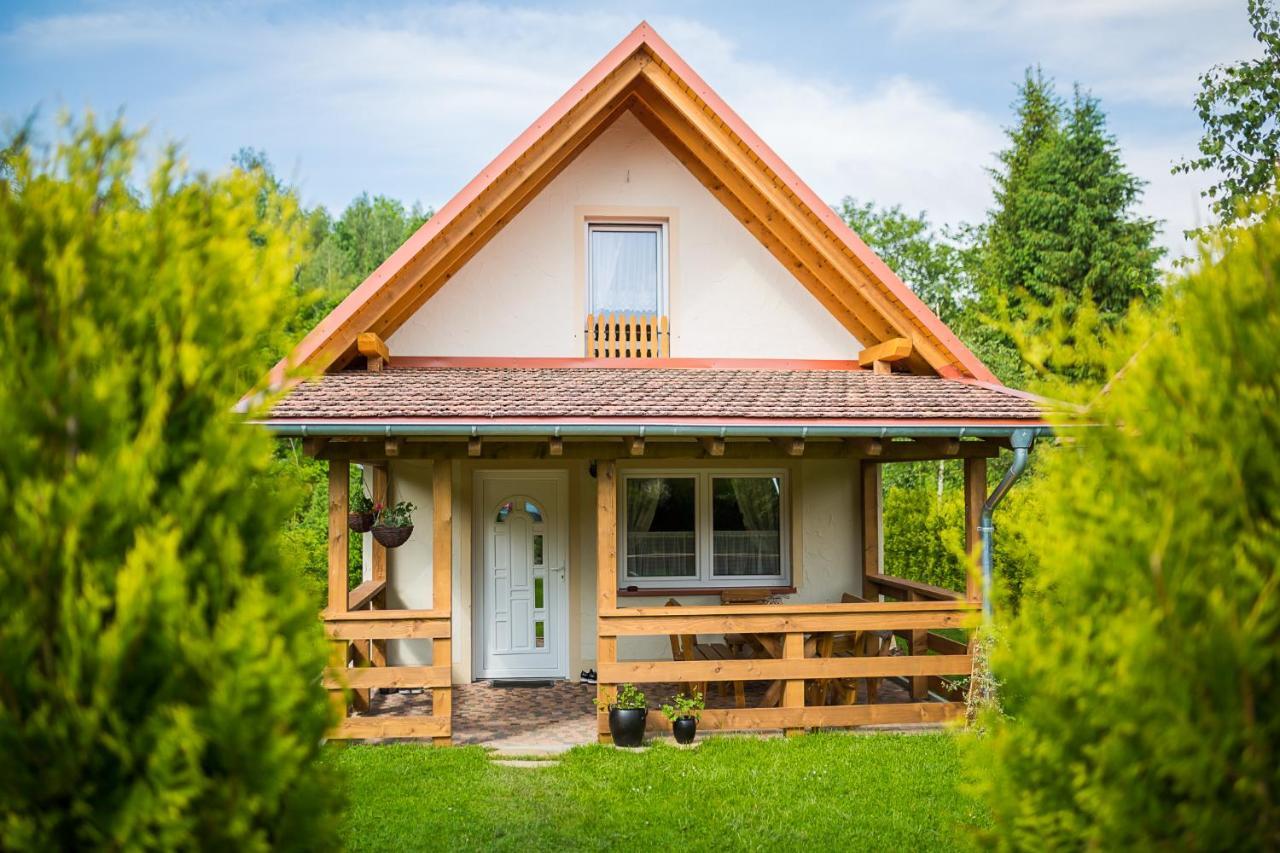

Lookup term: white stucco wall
[378,457,864,679]
[387,110,859,359]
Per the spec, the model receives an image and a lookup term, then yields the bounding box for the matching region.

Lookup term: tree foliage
[0,119,342,849]
[977,69,1163,385]
[971,196,1280,848]
[1176,0,1280,223]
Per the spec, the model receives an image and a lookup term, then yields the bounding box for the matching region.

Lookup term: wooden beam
[964,457,987,605]
[357,331,390,372]
[467,436,482,457]
[319,437,1004,463]
[348,579,387,611]
[370,463,388,667]
[700,436,725,457]
[324,617,451,640]
[332,715,450,740]
[861,461,881,597]
[323,55,650,372]
[782,632,804,737]
[628,436,646,456]
[384,437,401,457]
[772,437,805,457]
[596,459,618,610]
[858,337,913,369]
[548,436,564,457]
[596,458,619,745]
[303,436,329,457]
[324,664,451,690]
[641,701,965,732]
[598,653,972,683]
[327,460,350,612]
[431,458,453,746]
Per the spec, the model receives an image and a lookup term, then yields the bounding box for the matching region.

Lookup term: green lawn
[327,732,986,851]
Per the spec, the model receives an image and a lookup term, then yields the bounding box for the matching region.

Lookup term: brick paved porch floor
[361,677,916,754]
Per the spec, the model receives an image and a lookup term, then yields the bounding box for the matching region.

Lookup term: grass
[327,732,987,851]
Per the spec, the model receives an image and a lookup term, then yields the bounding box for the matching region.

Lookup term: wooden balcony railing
[863,573,970,700]
[587,313,669,358]
[595,599,974,736]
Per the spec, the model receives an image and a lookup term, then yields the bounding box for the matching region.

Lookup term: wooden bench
[665,599,746,708]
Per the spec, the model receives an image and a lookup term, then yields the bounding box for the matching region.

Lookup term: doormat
[490,680,555,689]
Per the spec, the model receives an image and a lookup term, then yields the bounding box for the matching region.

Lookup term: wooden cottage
[254,22,1047,743]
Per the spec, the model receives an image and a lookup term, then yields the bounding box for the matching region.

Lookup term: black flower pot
[672,715,697,745]
[372,524,413,548]
[609,706,647,747]
[348,511,376,533]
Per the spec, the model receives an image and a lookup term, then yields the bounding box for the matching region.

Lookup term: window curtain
[730,478,780,531]
[626,478,663,533]
[590,229,659,314]
[716,477,782,577]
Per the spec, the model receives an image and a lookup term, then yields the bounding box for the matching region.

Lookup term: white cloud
[3,1,1218,259]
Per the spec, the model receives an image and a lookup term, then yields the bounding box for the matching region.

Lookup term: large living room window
[621,470,789,589]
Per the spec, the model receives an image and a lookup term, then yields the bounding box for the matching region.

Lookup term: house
[256,22,1047,743]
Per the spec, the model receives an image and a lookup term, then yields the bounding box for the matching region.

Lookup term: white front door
[474,472,569,680]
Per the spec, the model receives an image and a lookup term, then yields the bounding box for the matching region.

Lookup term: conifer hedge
[0,120,341,849]
[972,199,1280,848]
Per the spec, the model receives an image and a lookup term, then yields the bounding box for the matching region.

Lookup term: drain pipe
[979,428,1036,622]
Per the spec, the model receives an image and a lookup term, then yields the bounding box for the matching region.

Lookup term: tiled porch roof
[269,366,1044,423]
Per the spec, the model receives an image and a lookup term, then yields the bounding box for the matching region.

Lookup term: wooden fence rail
[595,601,974,739]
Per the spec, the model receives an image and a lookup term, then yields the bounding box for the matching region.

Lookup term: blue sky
[0,1,1259,259]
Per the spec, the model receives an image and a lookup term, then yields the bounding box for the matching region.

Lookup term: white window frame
[618,468,791,589]
[585,221,669,317]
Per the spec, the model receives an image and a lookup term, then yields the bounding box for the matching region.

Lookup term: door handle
[550,566,566,581]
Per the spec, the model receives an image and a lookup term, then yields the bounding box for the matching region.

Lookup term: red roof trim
[270,21,999,385]
[386,356,866,371]
[259,416,1046,429]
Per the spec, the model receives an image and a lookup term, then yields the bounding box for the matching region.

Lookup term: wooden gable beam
[634,66,948,375]
[310,53,652,373]
[357,332,390,372]
[858,337,913,374]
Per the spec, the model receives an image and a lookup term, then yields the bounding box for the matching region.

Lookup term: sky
[0,0,1261,260]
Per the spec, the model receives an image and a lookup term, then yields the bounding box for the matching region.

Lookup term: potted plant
[661,690,704,745]
[371,500,416,548]
[594,683,647,747]
[349,489,376,533]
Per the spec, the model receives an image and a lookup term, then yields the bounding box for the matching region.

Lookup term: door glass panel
[533,533,544,566]
[534,576,544,609]
[625,476,696,578]
[534,620,545,648]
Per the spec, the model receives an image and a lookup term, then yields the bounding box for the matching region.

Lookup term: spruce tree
[977,71,1163,384]
[0,119,342,849]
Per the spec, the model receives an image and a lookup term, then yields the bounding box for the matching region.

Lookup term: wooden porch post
[327,459,350,723]
[370,463,389,670]
[860,461,882,591]
[963,457,987,605]
[432,458,453,746]
[595,459,618,744]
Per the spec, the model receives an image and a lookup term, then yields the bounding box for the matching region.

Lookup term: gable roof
[270,22,1000,385]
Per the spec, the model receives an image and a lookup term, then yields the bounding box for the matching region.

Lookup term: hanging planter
[372,524,413,548]
[350,488,376,532]
[348,511,376,533]
[371,500,417,548]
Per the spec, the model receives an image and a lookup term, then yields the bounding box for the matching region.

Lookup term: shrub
[0,118,342,849]
[970,198,1280,848]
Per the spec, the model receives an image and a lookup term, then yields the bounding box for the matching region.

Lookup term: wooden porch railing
[587,313,669,358]
[864,573,969,701]
[322,458,453,743]
[594,599,974,738]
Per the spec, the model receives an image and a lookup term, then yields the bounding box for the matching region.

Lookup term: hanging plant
[372,500,416,548]
[349,488,376,533]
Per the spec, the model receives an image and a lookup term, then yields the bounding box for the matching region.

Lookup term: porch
[312,434,1002,744]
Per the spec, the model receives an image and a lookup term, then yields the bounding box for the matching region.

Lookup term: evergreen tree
[971,195,1280,848]
[978,70,1163,383]
[0,118,342,849]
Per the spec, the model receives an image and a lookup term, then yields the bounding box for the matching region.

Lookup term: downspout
[979,428,1036,622]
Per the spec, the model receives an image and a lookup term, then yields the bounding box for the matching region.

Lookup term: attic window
[586,222,670,358]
